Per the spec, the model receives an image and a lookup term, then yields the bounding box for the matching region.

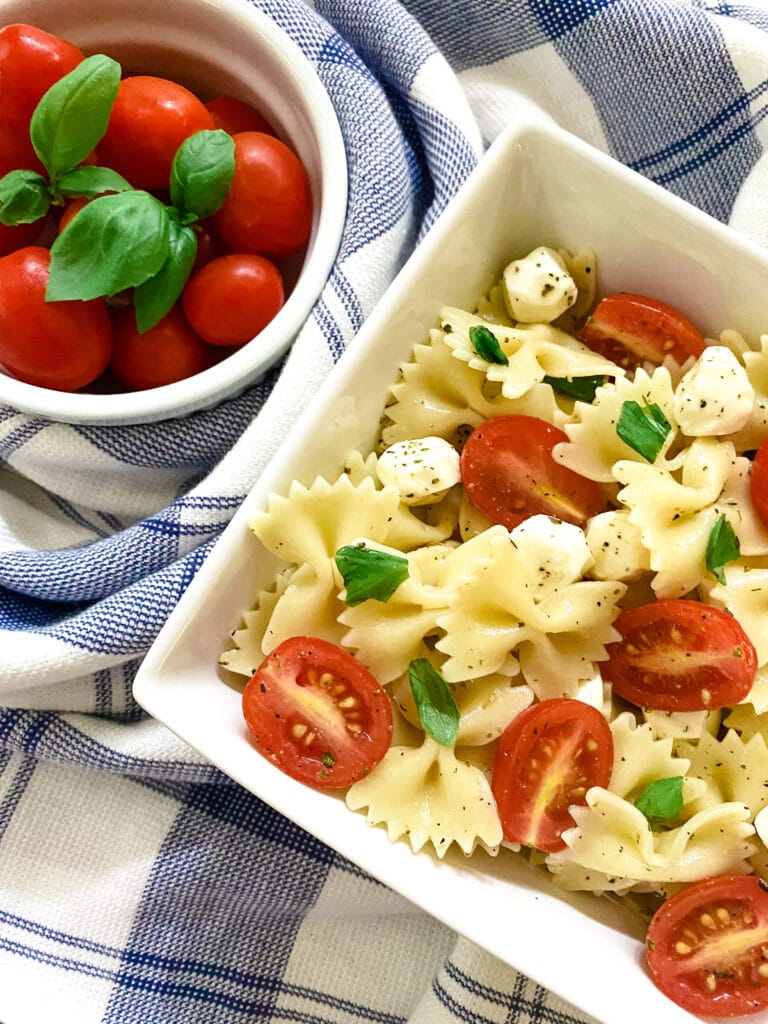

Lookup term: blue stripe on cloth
[0,751,35,842]
[535,0,763,219]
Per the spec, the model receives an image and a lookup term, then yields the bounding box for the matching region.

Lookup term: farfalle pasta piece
[338,542,451,684]
[345,734,503,858]
[554,366,677,483]
[604,713,696,801]
[435,525,625,685]
[381,330,565,446]
[678,729,768,820]
[251,474,401,569]
[714,456,768,557]
[220,571,292,675]
[614,438,736,598]
[547,788,755,892]
[708,559,768,666]
[438,306,620,400]
[642,708,721,742]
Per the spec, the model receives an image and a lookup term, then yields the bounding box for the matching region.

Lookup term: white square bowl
[133,118,768,1024]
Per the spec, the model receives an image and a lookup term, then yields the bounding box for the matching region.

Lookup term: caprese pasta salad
[221,244,768,1019]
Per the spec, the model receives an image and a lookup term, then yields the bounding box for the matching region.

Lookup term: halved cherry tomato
[750,437,768,529]
[646,874,768,1017]
[97,76,215,191]
[205,95,273,136]
[459,414,607,529]
[491,698,613,852]
[211,132,312,258]
[603,599,756,711]
[242,636,393,790]
[579,293,705,371]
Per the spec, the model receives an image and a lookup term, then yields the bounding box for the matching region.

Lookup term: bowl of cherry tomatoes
[0,0,347,424]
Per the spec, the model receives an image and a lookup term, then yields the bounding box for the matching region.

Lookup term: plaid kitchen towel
[1,0,768,1021]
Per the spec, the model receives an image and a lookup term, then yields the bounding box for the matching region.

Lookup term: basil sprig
[706,513,741,585]
[634,776,684,830]
[543,374,605,403]
[335,543,409,606]
[616,398,671,462]
[0,55,132,227]
[469,324,508,365]
[408,659,460,747]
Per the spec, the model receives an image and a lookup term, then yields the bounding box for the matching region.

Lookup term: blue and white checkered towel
[1,1,768,1021]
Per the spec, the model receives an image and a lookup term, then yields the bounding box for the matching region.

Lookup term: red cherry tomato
[459,414,607,529]
[109,305,211,390]
[603,599,757,711]
[0,246,111,391]
[212,132,312,258]
[242,636,393,790]
[97,76,215,191]
[182,253,284,347]
[0,24,84,133]
[646,874,768,1017]
[57,196,89,234]
[579,292,705,371]
[491,698,613,852]
[205,95,273,136]
[0,217,44,256]
[750,437,768,529]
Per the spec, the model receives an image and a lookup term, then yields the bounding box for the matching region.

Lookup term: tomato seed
[700,912,716,928]
[674,941,692,955]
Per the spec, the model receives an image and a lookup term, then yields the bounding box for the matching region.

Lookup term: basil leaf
[408,659,459,747]
[31,54,121,179]
[134,219,198,332]
[544,374,605,403]
[634,776,684,829]
[47,191,169,300]
[56,165,133,199]
[468,324,508,365]
[706,513,741,585]
[0,170,50,224]
[169,129,235,222]
[616,398,671,462]
[334,543,409,606]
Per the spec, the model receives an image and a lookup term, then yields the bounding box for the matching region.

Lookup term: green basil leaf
[334,543,409,606]
[616,398,671,462]
[706,513,741,585]
[31,54,122,179]
[634,776,684,829]
[169,129,235,222]
[0,170,50,224]
[544,374,605,403]
[408,659,459,747]
[468,324,509,365]
[56,165,133,199]
[47,190,169,300]
[134,219,198,332]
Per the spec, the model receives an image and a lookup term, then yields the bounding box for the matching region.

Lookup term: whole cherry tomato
[205,95,273,136]
[97,76,215,191]
[182,253,284,346]
[0,246,111,391]
[211,132,312,258]
[0,24,84,174]
[109,305,211,390]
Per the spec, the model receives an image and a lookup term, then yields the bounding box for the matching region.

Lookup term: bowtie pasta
[222,244,768,1019]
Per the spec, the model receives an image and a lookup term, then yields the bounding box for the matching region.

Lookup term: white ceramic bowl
[0,0,347,424]
[133,119,768,1024]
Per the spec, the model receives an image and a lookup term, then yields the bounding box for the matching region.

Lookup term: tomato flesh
[646,874,768,1017]
[579,292,705,371]
[604,599,756,712]
[491,698,613,852]
[459,414,607,529]
[242,636,393,790]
